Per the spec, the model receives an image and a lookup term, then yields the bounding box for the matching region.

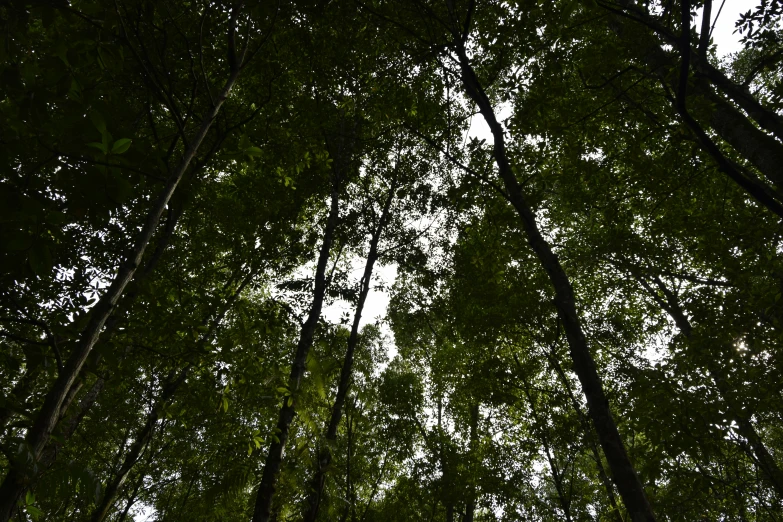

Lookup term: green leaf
[89,111,107,134]
[111,138,132,154]
[68,78,82,101]
[87,142,107,154]
[24,491,42,521]
[54,42,69,65]
[26,505,42,521]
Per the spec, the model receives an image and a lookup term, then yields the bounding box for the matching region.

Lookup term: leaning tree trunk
[88,369,187,522]
[604,0,783,218]
[637,275,783,498]
[89,270,256,522]
[611,0,783,144]
[251,177,342,522]
[0,9,247,519]
[544,349,624,522]
[303,182,395,521]
[450,11,656,520]
[517,365,574,522]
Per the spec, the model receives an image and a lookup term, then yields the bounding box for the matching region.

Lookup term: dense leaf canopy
[1,0,783,521]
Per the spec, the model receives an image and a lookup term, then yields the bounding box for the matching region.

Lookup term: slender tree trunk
[38,376,105,471]
[446,504,455,522]
[611,0,783,143]
[451,18,656,520]
[463,403,479,522]
[347,401,356,522]
[639,276,783,498]
[303,182,395,522]
[0,12,246,517]
[12,177,191,507]
[251,178,341,522]
[700,87,783,190]
[544,349,625,522]
[696,60,783,143]
[435,395,453,522]
[605,2,783,216]
[89,369,187,522]
[89,270,255,522]
[359,450,389,522]
[516,363,573,522]
[116,472,145,522]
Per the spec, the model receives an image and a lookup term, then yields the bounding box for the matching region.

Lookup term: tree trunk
[640,276,783,498]
[251,179,341,522]
[463,403,479,522]
[544,349,625,522]
[702,87,783,190]
[452,24,656,521]
[610,0,783,143]
[89,369,187,522]
[303,183,395,521]
[116,472,145,522]
[89,269,255,522]
[39,376,105,471]
[446,504,455,522]
[606,2,783,215]
[0,15,246,515]
[697,60,783,143]
[516,362,573,522]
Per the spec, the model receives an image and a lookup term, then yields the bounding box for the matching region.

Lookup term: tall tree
[4,1,783,520]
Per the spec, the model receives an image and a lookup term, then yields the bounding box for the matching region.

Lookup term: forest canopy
[1,0,783,521]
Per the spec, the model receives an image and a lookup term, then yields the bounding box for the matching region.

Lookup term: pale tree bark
[0,6,248,519]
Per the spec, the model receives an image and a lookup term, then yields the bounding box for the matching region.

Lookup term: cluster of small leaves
[736,0,783,48]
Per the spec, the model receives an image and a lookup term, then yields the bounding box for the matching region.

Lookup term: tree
[2,0,783,520]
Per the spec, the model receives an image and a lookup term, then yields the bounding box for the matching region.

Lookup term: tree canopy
[1,0,783,521]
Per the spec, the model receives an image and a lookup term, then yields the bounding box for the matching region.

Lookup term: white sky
[320,261,397,329]
[705,0,747,57]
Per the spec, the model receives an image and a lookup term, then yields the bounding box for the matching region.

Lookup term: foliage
[1,0,783,521]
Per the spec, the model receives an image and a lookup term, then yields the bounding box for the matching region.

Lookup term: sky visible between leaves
[321,0,746,349]
[132,2,746,521]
